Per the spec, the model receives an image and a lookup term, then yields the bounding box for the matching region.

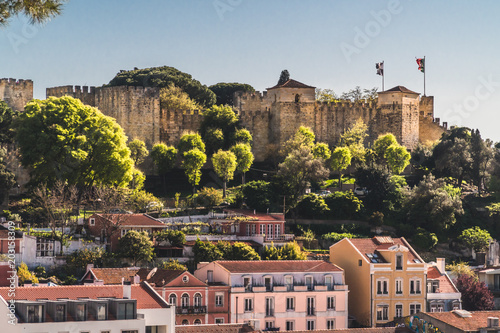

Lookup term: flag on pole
[376,62,384,76]
[416,58,425,73]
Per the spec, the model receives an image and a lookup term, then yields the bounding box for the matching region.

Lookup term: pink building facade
[194,260,349,331]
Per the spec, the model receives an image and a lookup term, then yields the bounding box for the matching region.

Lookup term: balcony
[264,234,295,242]
[176,306,207,315]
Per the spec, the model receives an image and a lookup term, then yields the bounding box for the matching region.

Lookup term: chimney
[86,263,94,271]
[436,258,446,274]
[123,280,131,299]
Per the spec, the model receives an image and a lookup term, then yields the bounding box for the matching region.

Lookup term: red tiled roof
[290,328,399,333]
[348,237,423,263]
[87,268,140,284]
[94,213,165,227]
[267,79,315,90]
[424,311,500,331]
[427,266,459,293]
[0,283,167,309]
[378,85,419,94]
[0,225,22,239]
[216,260,342,273]
[175,323,257,333]
[223,209,285,222]
[136,268,185,287]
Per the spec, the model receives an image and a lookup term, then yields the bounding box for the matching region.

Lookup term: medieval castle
[1,76,448,164]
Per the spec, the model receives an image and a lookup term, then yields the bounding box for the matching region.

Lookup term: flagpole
[423,56,426,96]
[382,61,385,92]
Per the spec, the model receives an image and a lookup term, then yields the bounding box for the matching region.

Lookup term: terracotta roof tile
[427,266,459,293]
[136,268,185,286]
[0,225,22,239]
[348,237,422,263]
[424,311,500,331]
[379,86,419,94]
[215,260,342,273]
[267,79,315,90]
[0,283,167,309]
[88,268,140,284]
[175,323,257,333]
[290,328,399,333]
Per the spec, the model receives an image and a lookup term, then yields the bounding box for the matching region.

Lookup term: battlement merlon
[0,78,34,87]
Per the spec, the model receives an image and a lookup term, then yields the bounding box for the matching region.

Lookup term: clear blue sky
[1,0,500,142]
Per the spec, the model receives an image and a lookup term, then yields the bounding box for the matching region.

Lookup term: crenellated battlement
[0,77,33,112]
[0,78,33,87]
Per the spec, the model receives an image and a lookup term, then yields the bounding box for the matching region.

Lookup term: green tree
[178,132,205,154]
[108,66,216,107]
[354,164,394,211]
[159,259,187,271]
[208,82,255,106]
[385,144,411,174]
[470,129,495,193]
[412,228,438,251]
[193,238,223,263]
[340,118,368,165]
[200,105,239,152]
[160,84,200,111]
[197,187,223,209]
[277,145,329,210]
[315,88,338,102]
[330,147,352,188]
[279,241,307,260]
[0,148,15,203]
[277,70,290,85]
[232,128,253,145]
[204,128,224,154]
[155,230,186,247]
[373,133,398,162]
[0,0,65,26]
[182,149,207,193]
[459,227,492,253]
[151,143,177,190]
[119,230,154,266]
[0,101,16,144]
[128,190,163,213]
[297,193,330,219]
[17,262,39,285]
[66,247,106,276]
[16,96,134,188]
[128,139,149,166]
[324,191,363,219]
[262,243,281,260]
[230,143,254,184]
[212,150,237,197]
[129,167,145,190]
[312,142,331,160]
[242,180,273,212]
[227,242,261,260]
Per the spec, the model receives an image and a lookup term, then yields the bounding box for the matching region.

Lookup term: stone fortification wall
[160,108,203,147]
[420,118,447,144]
[47,85,162,147]
[0,78,33,112]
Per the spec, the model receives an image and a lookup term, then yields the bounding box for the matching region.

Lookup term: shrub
[297,194,329,219]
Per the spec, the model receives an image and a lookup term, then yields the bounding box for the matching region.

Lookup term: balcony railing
[176,306,207,314]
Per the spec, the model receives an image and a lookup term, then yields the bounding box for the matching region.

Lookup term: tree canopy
[151,143,177,174]
[209,82,255,106]
[212,150,237,197]
[107,66,216,107]
[16,96,134,188]
[0,0,65,26]
[119,230,154,266]
[459,227,492,252]
[0,101,16,144]
[277,70,290,85]
[128,139,149,166]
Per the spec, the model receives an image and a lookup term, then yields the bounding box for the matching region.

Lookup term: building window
[395,304,403,318]
[122,331,138,333]
[207,270,213,283]
[286,297,295,311]
[145,328,158,333]
[215,318,224,324]
[246,224,250,236]
[359,260,362,266]
[264,276,273,291]
[96,304,107,320]
[396,254,403,270]
[275,224,280,237]
[54,304,66,322]
[194,293,202,307]
[396,279,403,295]
[267,224,273,238]
[377,279,388,295]
[285,276,293,291]
[305,276,314,291]
[194,319,201,325]
[410,303,421,315]
[327,319,335,329]
[410,278,422,294]
[452,302,461,310]
[260,224,266,235]
[251,224,256,235]
[215,294,223,307]
[307,297,315,316]
[430,303,444,312]
[169,294,177,306]
[182,275,189,283]
[244,298,253,312]
[427,280,439,293]
[327,296,335,310]
[244,277,252,291]
[181,293,189,308]
[121,229,127,237]
[117,302,135,320]
[265,297,274,317]
[325,275,333,290]
[376,305,389,321]
[75,303,86,321]
[26,304,44,323]
[89,218,95,226]
[265,321,275,330]
[286,320,295,331]
[36,238,54,257]
[307,320,315,330]
[182,319,189,325]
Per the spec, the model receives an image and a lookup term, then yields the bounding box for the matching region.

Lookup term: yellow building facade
[329,236,426,327]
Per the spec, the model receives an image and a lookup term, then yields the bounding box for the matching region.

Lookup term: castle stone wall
[0,78,33,112]
[160,108,203,147]
[419,118,446,144]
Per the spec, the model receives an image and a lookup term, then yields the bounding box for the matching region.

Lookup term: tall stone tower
[375,86,420,150]
[0,78,33,112]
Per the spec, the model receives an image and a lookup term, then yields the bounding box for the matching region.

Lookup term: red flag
[416,58,425,73]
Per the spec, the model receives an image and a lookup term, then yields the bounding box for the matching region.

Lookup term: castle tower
[0,78,33,112]
[376,86,420,150]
